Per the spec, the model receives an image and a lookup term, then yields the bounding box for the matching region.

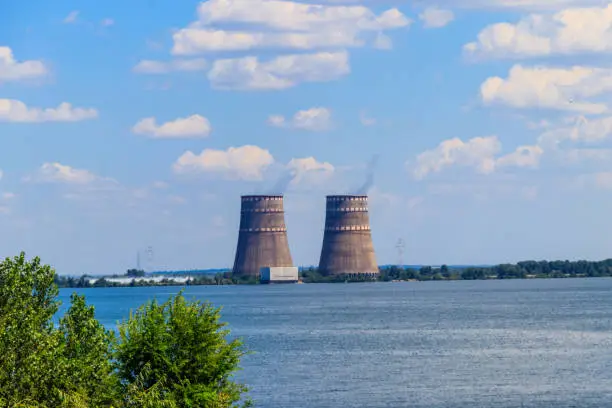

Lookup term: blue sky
[2,0,612,275]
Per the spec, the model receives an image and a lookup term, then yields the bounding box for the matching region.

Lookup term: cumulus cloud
[419,7,455,28]
[171,0,410,54]
[496,145,544,168]
[133,59,207,74]
[0,46,47,82]
[26,163,111,185]
[412,136,501,179]
[286,156,335,186]
[132,114,211,138]
[536,114,612,150]
[208,51,350,90]
[436,0,603,10]
[172,145,274,180]
[268,107,332,131]
[173,28,364,54]
[411,136,543,179]
[465,4,612,59]
[480,64,612,114]
[0,99,98,122]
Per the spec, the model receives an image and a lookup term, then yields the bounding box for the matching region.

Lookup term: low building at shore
[260,267,299,284]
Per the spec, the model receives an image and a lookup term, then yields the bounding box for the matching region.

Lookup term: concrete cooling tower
[318,195,379,277]
[232,195,294,277]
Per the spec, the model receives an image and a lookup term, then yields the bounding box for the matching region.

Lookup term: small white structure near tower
[260,266,299,284]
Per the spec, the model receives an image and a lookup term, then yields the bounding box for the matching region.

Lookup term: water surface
[59,278,612,407]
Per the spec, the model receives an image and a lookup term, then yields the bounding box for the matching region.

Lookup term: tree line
[53,258,612,288]
[54,272,257,288]
[301,259,612,283]
[1,252,252,407]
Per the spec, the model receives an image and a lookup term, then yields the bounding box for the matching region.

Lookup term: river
[59,278,612,407]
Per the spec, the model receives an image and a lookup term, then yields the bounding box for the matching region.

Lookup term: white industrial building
[260,266,299,284]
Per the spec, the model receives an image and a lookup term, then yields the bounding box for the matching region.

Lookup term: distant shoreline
[55,259,612,288]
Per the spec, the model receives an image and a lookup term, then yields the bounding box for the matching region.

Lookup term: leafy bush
[0,252,251,408]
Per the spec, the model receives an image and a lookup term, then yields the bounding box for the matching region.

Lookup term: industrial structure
[232,195,294,277]
[260,266,299,284]
[318,195,379,277]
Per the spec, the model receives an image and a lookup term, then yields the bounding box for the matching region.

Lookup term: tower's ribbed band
[324,225,371,232]
[241,208,284,213]
[326,207,368,212]
[239,227,287,232]
[241,196,283,202]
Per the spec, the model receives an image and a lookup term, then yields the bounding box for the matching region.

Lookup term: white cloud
[195,0,408,31]
[268,107,332,131]
[286,156,335,185]
[208,51,350,90]
[171,0,410,54]
[465,4,612,59]
[411,136,543,179]
[133,59,207,74]
[496,145,544,168]
[480,65,612,114]
[63,11,79,24]
[412,136,501,179]
[0,99,98,123]
[28,163,107,185]
[537,114,612,149]
[1,192,15,200]
[327,0,601,11]
[132,114,211,138]
[419,7,455,28]
[0,46,47,82]
[172,145,274,180]
[173,28,364,54]
[435,0,603,10]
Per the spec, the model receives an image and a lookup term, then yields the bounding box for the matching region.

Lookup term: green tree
[0,252,252,408]
[57,293,119,406]
[116,293,252,408]
[126,269,146,278]
[440,264,450,278]
[0,253,63,406]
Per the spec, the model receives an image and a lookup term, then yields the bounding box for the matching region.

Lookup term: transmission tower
[396,238,405,268]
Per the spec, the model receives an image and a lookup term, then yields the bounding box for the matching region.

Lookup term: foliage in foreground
[0,252,251,408]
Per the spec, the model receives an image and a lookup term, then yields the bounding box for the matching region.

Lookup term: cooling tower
[232,195,294,277]
[318,195,379,277]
